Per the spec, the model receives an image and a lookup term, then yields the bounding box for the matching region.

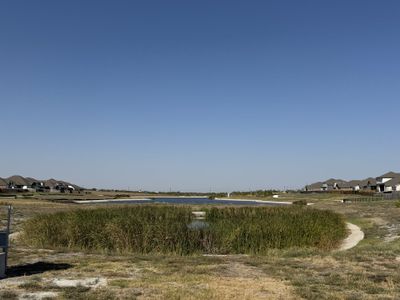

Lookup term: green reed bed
[206,207,347,252]
[22,206,347,255]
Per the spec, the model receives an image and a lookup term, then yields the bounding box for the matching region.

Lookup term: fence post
[5,205,12,269]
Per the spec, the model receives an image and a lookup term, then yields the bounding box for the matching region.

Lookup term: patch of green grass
[109,279,132,288]
[292,199,308,205]
[18,280,43,291]
[61,286,90,300]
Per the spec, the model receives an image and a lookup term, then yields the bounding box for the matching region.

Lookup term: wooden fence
[343,192,400,203]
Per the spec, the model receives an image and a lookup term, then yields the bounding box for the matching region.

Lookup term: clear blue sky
[1,1,399,191]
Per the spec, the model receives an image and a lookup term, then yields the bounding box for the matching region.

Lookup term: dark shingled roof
[359,177,377,186]
[336,182,353,189]
[324,179,348,185]
[5,175,29,186]
[386,177,400,186]
[0,175,82,189]
[306,182,324,190]
[306,172,399,191]
[347,180,362,186]
[377,171,400,179]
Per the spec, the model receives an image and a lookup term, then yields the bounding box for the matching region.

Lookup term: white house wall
[385,186,393,192]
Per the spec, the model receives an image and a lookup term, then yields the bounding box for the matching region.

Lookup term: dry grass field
[1,192,400,299]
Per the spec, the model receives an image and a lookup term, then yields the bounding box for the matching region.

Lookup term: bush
[113,194,131,199]
[293,200,308,205]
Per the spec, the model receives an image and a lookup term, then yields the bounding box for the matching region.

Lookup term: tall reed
[22,205,346,254]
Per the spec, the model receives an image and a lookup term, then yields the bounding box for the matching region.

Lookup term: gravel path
[338,222,364,251]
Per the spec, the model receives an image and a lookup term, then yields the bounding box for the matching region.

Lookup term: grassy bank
[22,205,347,255]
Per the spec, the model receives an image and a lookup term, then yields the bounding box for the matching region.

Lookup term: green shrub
[22,205,347,255]
[293,200,308,205]
[113,194,130,199]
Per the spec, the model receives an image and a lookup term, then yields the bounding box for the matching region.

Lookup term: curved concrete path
[338,222,364,251]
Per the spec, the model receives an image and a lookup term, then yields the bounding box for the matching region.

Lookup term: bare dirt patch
[51,277,107,288]
[383,224,400,243]
[19,291,58,300]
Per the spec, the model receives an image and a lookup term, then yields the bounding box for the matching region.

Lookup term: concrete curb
[337,222,364,251]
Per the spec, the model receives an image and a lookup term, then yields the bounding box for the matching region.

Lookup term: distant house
[332,180,353,191]
[306,179,352,192]
[31,182,50,192]
[358,178,377,191]
[376,172,400,193]
[54,184,75,193]
[0,176,81,193]
[346,180,362,191]
[305,182,324,192]
[321,179,349,191]
[305,175,380,193]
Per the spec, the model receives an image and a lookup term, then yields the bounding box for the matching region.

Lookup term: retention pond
[74,197,292,206]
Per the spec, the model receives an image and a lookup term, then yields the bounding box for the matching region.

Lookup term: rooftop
[377,171,400,179]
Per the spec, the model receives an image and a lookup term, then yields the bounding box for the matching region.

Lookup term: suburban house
[306,179,364,192]
[0,176,81,193]
[305,173,390,193]
[306,179,349,192]
[351,178,377,192]
[307,179,352,191]
[376,172,400,193]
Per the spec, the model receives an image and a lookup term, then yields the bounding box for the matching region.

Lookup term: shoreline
[73,197,293,205]
[149,196,209,199]
[214,198,292,205]
[73,198,152,204]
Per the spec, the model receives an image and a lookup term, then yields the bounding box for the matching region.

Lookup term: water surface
[86,197,290,206]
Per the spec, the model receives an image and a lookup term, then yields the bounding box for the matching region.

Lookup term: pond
[75,197,291,206]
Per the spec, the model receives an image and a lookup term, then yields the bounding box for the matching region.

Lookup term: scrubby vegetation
[292,199,308,205]
[230,190,278,197]
[22,206,347,254]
